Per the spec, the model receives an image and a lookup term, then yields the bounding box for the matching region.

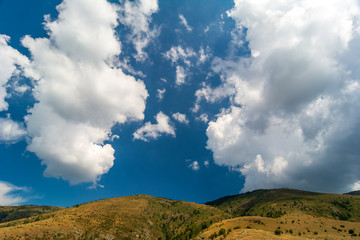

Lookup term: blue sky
[1,0,360,207]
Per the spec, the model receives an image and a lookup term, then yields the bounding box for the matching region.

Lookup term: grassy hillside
[0,205,62,223]
[0,195,228,240]
[206,188,360,222]
[199,213,360,239]
[1,189,360,239]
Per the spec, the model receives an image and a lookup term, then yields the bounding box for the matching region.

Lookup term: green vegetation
[0,205,62,223]
[0,195,228,240]
[206,188,360,221]
[1,188,360,239]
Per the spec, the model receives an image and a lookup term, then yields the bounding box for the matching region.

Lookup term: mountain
[0,195,227,240]
[206,188,360,221]
[1,189,360,239]
[345,190,360,196]
[202,188,360,239]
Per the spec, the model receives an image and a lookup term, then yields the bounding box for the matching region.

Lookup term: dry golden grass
[0,195,227,239]
[1,189,360,239]
[199,212,360,240]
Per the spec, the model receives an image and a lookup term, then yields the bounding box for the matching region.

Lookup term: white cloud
[163,46,209,86]
[116,57,146,78]
[198,46,210,64]
[163,46,196,67]
[204,160,209,167]
[193,79,235,112]
[0,117,26,142]
[204,26,210,33]
[22,0,148,185]
[172,112,189,124]
[205,0,360,193]
[157,88,166,100]
[189,161,200,171]
[118,0,159,61]
[133,112,175,142]
[196,113,209,123]
[176,65,187,85]
[0,35,29,112]
[0,181,26,206]
[352,181,360,191]
[179,14,193,32]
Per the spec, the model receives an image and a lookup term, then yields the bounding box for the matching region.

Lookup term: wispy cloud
[172,112,189,125]
[179,14,192,32]
[118,0,159,61]
[0,117,26,143]
[0,181,27,206]
[189,161,200,171]
[157,88,166,100]
[175,66,187,85]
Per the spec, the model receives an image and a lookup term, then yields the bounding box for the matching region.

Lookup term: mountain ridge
[1,188,360,239]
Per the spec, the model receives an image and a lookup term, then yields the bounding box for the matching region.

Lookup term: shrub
[209,232,217,240]
[274,229,283,235]
[219,228,226,236]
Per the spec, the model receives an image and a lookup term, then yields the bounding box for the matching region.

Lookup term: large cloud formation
[203,0,360,193]
[23,0,148,185]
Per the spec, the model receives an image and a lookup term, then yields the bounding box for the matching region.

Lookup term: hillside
[0,205,62,223]
[0,195,228,240]
[345,190,360,196]
[206,188,360,221]
[0,189,360,239]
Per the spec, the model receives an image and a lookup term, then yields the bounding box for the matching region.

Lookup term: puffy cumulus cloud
[172,112,189,125]
[0,35,29,111]
[23,0,148,185]
[189,161,200,171]
[0,181,26,206]
[0,117,26,143]
[179,14,192,32]
[118,0,159,61]
[352,181,360,191]
[133,112,175,142]
[205,0,360,193]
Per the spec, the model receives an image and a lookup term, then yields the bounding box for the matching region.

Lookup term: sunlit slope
[0,195,228,240]
[199,213,360,240]
[207,188,360,221]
